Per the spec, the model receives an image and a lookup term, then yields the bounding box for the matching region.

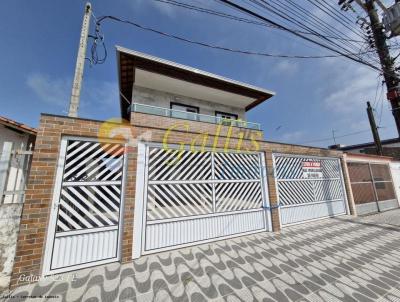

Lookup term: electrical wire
[277,0,366,50]
[319,0,360,26]
[92,15,376,59]
[87,12,107,65]
[153,0,365,43]
[299,129,372,144]
[248,0,379,66]
[217,0,381,71]
[306,0,366,39]
[265,0,374,66]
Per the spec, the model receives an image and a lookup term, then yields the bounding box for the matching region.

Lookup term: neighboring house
[334,138,400,160]
[0,116,36,203]
[10,47,358,289]
[0,116,36,291]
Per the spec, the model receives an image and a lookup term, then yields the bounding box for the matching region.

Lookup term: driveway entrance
[9,209,400,301]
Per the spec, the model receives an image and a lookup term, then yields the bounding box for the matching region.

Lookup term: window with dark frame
[215,111,238,126]
[170,102,199,121]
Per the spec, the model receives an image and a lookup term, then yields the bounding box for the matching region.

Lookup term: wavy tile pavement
[3,210,400,301]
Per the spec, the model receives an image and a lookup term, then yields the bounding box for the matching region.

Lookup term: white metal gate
[273,154,347,226]
[43,137,126,275]
[133,144,271,257]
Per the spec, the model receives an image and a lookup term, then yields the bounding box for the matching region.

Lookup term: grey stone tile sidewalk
[3,210,400,302]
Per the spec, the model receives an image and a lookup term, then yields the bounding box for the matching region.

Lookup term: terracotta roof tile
[0,116,37,135]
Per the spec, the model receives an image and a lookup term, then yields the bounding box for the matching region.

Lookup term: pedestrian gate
[133,144,271,257]
[44,137,126,275]
[273,154,347,225]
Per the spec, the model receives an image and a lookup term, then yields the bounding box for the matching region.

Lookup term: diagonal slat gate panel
[45,138,126,274]
[148,148,212,181]
[140,146,271,253]
[273,154,347,225]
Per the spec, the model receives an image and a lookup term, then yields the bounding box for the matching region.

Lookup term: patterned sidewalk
[3,210,400,302]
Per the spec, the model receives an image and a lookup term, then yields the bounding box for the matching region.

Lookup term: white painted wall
[0,125,34,203]
[0,125,31,153]
[390,162,400,206]
[132,85,246,120]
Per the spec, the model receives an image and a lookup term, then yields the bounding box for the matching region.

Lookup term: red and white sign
[303,161,321,169]
[302,160,323,178]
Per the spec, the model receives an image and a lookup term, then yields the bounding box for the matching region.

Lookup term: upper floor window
[216,111,238,126]
[170,102,199,121]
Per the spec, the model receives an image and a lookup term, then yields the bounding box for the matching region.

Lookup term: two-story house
[9,46,351,288]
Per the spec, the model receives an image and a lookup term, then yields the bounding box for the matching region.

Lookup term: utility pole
[68,3,92,118]
[364,0,400,137]
[367,101,383,155]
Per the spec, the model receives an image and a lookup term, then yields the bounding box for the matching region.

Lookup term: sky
[0,0,398,148]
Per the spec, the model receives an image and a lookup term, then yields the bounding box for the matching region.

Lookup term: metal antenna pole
[68,3,92,117]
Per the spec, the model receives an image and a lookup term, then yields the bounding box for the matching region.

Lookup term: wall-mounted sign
[302,160,323,179]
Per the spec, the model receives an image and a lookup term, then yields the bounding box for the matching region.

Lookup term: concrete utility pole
[68,3,92,118]
[367,101,383,155]
[364,0,400,137]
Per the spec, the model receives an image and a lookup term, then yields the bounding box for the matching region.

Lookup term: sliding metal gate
[44,137,126,275]
[273,154,347,226]
[133,144,271,257]
[348,161,398,215]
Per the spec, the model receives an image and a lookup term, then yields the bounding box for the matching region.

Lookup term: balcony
[131,103,261,130]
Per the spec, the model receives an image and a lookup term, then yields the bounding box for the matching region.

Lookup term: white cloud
[280,130,305,143]
[83,80,118,107]
[27,73,118,111]
[133,0,176,18]
[321,59,380,114]
[273,60,299,75]
[26,73,71,106]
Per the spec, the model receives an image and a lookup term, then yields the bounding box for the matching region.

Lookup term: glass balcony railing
[131,103,261,130]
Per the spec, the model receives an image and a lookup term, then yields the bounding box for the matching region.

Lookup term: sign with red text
[302,160,323,179]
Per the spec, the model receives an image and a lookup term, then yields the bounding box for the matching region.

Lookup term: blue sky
[0,0,397,147]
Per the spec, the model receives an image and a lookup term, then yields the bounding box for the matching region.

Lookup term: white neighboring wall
[0,124,35,291]
[390,162,400,206]
[0,124,34,204]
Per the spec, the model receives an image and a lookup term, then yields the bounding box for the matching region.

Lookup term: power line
[299,129,372,144]
[283,0,363,46]
[319,0,361,26]
[305,0,366,38]
[217,0,381,71]
[261,0,371,65]
[248,0,379,67]
[92,15,375,59]
[153,0,365,43]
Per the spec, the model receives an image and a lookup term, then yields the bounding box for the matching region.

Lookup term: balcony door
[216,111,238,126]
[170,102,199,121]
